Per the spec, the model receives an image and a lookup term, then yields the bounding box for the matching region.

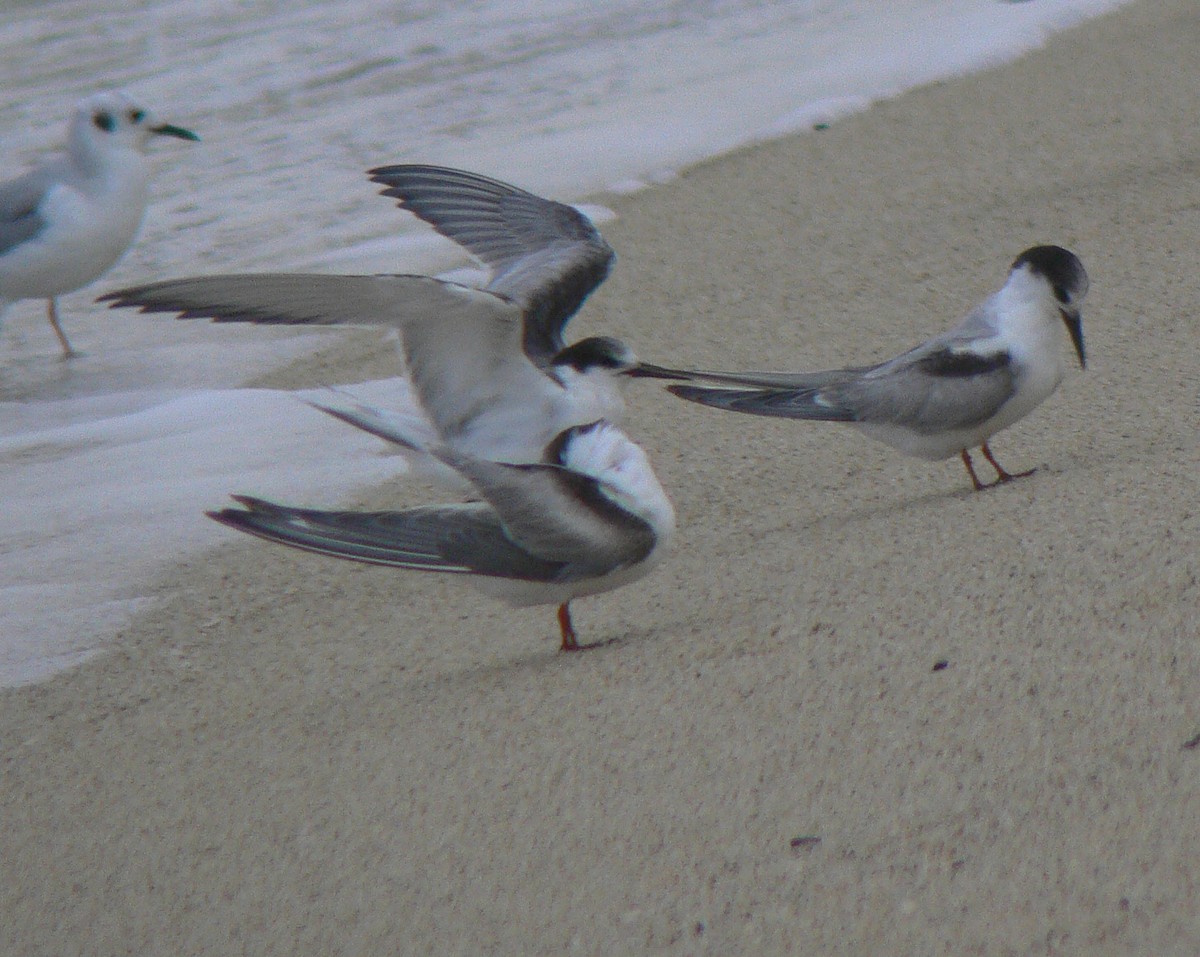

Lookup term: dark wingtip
[666,383,717,402]
[205,508,244,529]
[96,287,158,312]
[207,495,276,530]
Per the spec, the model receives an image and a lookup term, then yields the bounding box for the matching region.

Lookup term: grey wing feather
[667,383,857,421]
[436,448,656,575]
[0,166,53,258]
[209,496,568,582]
[670,347,1016,434]
[844,345,1016,433]
[100,272,472,326]
[368,164,614,362]
[660,366,868,390]
[101,272,544,444]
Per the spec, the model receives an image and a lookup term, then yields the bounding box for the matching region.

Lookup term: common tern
[209,419,676,651]
[100,164,676,468]
[0,91,197,357]
[665,245,1088,490]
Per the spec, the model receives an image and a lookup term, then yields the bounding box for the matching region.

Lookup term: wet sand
[4,1,1199,953]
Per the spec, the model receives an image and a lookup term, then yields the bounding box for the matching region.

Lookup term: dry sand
[4,1,1200,953]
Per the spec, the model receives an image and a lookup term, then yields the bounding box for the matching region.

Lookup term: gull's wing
[435,446,657,575]
[670,346,1017,434]
[209,496,569,582]
[369,164,614,364]
[100,272,554,445]
[0,166,53,258]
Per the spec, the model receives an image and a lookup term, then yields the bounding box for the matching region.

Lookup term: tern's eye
[93,111,116,133]
[1053,284,1070,304]
[128,109,146,124]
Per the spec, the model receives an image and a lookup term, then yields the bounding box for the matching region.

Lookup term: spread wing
[368,164,614,365]
[100,272,555,445]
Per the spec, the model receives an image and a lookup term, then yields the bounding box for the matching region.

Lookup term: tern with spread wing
[1,91,197,357]
[101,164,675,467]
[665,246,1088,490]
[210,420,675,651]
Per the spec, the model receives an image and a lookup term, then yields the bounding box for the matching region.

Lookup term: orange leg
[557,602,580,652]
[47,298,77,359]
[981,442,1035,484]
[960,449,986,491]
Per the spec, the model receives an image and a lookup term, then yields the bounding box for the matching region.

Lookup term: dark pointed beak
[624,361,693,380]
[151,123,200,142]
[1061,309,1086,369]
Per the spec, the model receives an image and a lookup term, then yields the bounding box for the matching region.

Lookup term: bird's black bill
[152,123,200,142]
[624,361,693,380]
[1061,311,1086,369]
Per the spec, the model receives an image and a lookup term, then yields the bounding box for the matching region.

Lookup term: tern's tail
[305,395,436,453]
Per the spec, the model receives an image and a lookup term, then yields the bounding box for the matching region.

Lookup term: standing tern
[100,164,676,467]
[665,245,1088,490]
[209,419,676,651]
[0,91,198,357]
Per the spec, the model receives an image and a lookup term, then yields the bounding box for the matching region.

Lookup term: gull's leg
[981,442,1036,484]
[46,298,77,359]
[557,602,580,652]
[960,449,987,492]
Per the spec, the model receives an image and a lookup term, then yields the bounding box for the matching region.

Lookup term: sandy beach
[4,0,1200,953]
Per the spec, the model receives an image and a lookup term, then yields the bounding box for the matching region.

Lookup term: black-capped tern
[665,245,1088,490]
[209,419,676,651]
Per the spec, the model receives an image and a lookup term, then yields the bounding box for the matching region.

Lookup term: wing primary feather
[666,384,857,421]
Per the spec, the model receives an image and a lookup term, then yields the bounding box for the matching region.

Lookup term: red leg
[557,603,580,652]
[47,298,77,359]
[960,449,986,491]
[981,442,1035,483]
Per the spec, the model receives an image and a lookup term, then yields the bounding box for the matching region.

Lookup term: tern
[209,419,676,651]
[665,245,1088,490]
[100,164,676,467]
[0,91,198,357]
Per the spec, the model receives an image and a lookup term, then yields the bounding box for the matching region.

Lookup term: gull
[0,91,198,357]
[209,419,676,651]
[665,245,1088,490]
[100,164,676,467]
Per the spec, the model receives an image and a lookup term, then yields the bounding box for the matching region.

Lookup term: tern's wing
[670,346,1017,434]
[434,446,656,575]
[0,166,52,258]
[653,366,866,389]
[101,272,465,327]
[369,164,614,364]
[100,272,552,444]
[209,496,569,582]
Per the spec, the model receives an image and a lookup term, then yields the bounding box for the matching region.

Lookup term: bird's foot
[980,443,1035,486]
